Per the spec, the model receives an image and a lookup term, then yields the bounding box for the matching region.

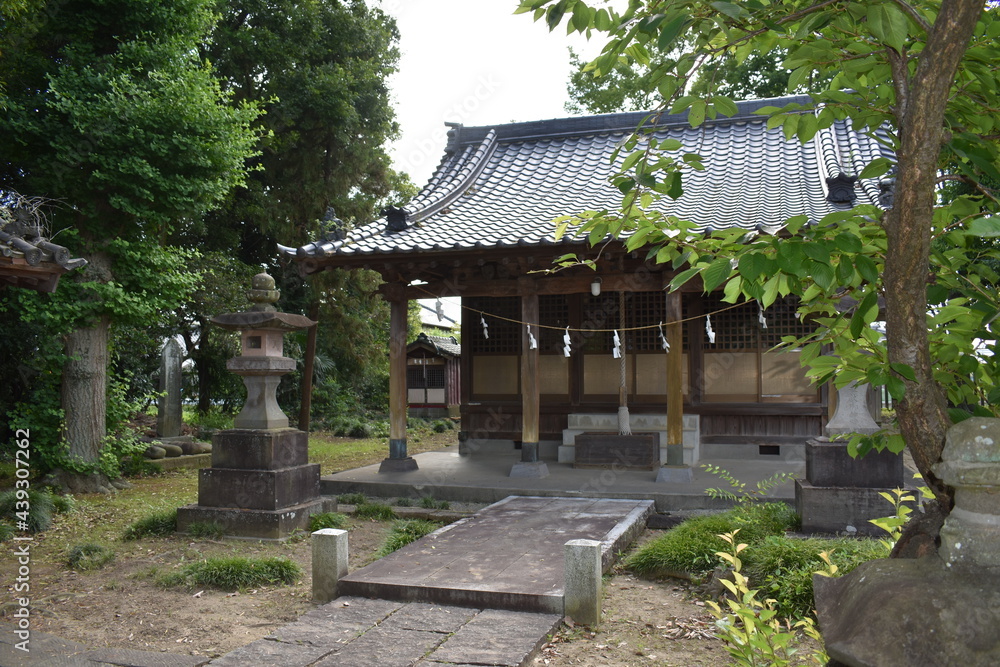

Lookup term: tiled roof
[287,94,894,264]
[409,332,461,357]
[1,204,87,292]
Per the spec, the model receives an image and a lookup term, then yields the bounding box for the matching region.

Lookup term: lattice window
[426,366,446,389]
[539,295,569,353]
[629,291,666,352]
[406,367,425,389]
[760,296,813,348]
[468,296,520,354]
[581,293,619,352]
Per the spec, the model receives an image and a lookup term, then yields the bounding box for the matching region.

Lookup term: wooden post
[297,302,320,432]
[380,284,418,473]
[658,289,692,482]
[510,280,548,478]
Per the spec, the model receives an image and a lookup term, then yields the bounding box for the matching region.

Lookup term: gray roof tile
[288,95,894,263]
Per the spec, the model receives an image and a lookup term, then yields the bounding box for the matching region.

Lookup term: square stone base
[796,480,905,536]
[176,498,329,541]
[198,463,320,510]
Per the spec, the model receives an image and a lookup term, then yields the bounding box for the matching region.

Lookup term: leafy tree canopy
[520,0,1000,510]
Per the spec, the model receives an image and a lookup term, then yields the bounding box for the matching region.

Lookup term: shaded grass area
[627,502,889,619]
[309,426,457,474]
[376,519,442,558]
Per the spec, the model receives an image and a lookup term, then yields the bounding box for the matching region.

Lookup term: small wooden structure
[407,332,460,418]
[1,202,86,292]
[282,94,893,475]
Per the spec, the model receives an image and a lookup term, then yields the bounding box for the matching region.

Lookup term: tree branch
[885,0,933,33]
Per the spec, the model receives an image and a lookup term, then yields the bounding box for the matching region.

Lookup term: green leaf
[854,255,879,283]
[657,14,688,51]
[849,291,879,339]
[737,253,768,282]
[702,257,733,293]
[688,99,707,127]
[811,261,835,290]
[669,267,701,291]
[890,362,917,382]
[858,157,893,179]
[966,217,1000,237]
[710,1,745,20]
[834,232,863,254]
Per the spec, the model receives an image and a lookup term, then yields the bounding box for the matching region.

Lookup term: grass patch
[66,543,116,571]
[0,523,15,542]
[0,489,55,533]
[338,492,368,505]
[376,519,440,558]
[627,503,798,578]
[157,555,301,590]
[419,496,449,510]
[743,535,889,618]
[355,502,396,521]
[122,509,177,540]
[187,521,225,539]
[309,512,349,531]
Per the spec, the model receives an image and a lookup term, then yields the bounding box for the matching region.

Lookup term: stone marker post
[564,539,602,626]
[156,338,183,438]
[312,528,349,603]
[176,272,328,540]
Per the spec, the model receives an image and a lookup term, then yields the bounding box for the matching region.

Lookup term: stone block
[211,428,308,470]
[805,439,904,488]
[312,528,348,603]
[564,539,602,626]
[176,498,325,541]
[795,480,901,536]
[197,464,320,511]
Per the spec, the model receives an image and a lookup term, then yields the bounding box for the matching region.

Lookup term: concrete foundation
[559,413,701,466]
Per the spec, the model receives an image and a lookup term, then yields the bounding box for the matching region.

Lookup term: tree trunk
[883,0,985,517]
[49,251,119,493]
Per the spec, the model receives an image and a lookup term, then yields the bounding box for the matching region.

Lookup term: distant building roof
[1,202,87,292]
[408,332,461,358]
[285,94,894,270]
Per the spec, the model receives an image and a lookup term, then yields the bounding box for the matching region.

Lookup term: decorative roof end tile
[826,173,858,203]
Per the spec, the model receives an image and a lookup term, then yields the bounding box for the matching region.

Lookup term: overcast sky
[382,0,599,187]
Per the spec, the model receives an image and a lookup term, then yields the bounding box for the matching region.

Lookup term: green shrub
[338,493,367,505]
[348,422,372,439]
[355,502,396,521]
[0,523,14,542]
[157,556,301,590]
[67,543,116,571]
[743,535,889,619]
[419,495,437,509]
[0,489,55,533]
[51,494,77,514]
[376,519,440,557]
[395,497,412,507]
[432,420,448,433]
[309,512,349,531]
[122,509,177,540]
[626,503,797,578]
[187,521,224,539]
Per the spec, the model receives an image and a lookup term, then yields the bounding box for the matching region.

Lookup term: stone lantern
[176,272,329,540]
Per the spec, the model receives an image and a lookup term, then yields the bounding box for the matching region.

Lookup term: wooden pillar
[520,286,540,462]
[658,289,693,482]
[510,279,548,478]
[380,284,418,473]
[665,290,684,465]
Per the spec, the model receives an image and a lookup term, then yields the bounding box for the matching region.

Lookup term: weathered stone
[312,528,348,603]
[207,638,330,666]
[197,463,320,511]
[83,646,207,666]
[815,556,1000,667]
[211,429,307,470]
[806,439,903,488]
[144,445,166,459]
[825,381,880,437]
[311,626,445,667]
[564,539,602,626]
[160,444,183,458]
[430,609,561,667]
[796,479,902,536]
[156,338,183,438]
[574,432,659,470]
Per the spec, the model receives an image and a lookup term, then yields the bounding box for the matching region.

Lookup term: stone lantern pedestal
[795,381,904,535]
[176,273,328,540]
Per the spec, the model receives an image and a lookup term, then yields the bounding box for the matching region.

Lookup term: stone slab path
[208,596,561,667]
[338,496,653,613]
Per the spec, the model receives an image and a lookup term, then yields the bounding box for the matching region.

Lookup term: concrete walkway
[339,496,653,613]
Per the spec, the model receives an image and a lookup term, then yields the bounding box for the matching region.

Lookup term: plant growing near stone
[157,556,301,590]
[338,492,367,505]
[702,464,797,506]
[187,521,225,539]
[66,543,116,571]
[309,512,349,531]
[122,509,177,540]
[707,531,829,666]
[354,502,396,521]
[376,519,440,558]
